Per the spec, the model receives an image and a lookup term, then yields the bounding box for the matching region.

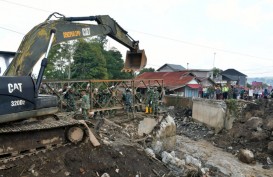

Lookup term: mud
[1,99,273,177]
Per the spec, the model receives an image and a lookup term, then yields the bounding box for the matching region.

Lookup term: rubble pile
[2,99,273,177]
[173,98,273,173]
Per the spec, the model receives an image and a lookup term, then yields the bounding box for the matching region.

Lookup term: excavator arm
[4,12,147,76]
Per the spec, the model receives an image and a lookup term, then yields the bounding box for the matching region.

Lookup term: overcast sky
[0,0,273,77]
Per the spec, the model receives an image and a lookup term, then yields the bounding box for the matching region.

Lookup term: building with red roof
[135,71,200,97]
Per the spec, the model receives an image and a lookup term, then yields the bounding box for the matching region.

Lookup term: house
[156,64,185,72]
[196,77,215,87]
[219,69,247,87]
[186,69,213,79]
[135,71,200,97]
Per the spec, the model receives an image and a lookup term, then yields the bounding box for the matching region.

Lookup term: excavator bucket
[123,50,147,72]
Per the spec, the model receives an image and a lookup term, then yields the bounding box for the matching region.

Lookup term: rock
[161,151,185,168]
[201,168,209,174]
[237,149,255,164]
[101,173,110,177]
[268,141,273,152]
[64,171,70,176]
[267,157,273,165]
[138,118,158,136]
[79,167,85,174]
[185,155,202,168]
[153,115,177,151]
[152,141,163,154]
[264,118,273,131]
[144,148,155,158]
[227,146,233,150]
[250,131,268,141]
[245,117,263,130]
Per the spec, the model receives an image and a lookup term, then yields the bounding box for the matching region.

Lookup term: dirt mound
[1,113,173,177]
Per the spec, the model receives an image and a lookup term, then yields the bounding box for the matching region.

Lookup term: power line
[241,66,273,72]
[1,0,273,64]
[0,0,51,13]
[129,29,273,62]
[0,26,24,35]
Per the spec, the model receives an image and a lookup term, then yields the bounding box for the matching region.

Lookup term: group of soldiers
[61,84,161,120]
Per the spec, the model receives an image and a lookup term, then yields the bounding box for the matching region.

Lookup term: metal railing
[40,79,164,114]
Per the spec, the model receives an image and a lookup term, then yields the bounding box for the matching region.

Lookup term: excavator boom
[4,13,147,76]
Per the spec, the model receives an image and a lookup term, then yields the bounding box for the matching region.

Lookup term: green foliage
[71,39,108,79]
[137,67,155,76]
[212,67,223,78]
[105,48,133,79]
[44,36,133,80]
[225,99,238,116]
[45,43,72,79]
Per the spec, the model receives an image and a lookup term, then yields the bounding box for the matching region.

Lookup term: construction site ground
[1,99,273,177]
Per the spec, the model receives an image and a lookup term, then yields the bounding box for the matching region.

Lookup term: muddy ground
[1,113,174,177]
[1,99,273,177]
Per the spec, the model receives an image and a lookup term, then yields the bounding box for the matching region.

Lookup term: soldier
[145,87,153,113]
[151,87,160,116]
[81,90,90,120]
[92,88,105,133]
[65,86,76,112]
[122,88,133,118]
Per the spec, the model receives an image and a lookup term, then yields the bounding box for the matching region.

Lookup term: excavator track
[0,113,89,170]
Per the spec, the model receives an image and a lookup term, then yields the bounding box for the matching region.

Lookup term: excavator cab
[123,50,147,72]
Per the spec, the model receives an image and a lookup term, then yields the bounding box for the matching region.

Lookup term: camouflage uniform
[65,89,76,112]
[123,89,133,113]
[81,92,90,120]
[145,87,153,113]
[90,88,104,132]
[151,87,160,115]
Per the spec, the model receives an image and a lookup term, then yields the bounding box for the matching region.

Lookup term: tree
[45,43,69,79]
[105,47,133,79]
[71,39,108,79]
[212,67,223,78]
[137,67,155,76]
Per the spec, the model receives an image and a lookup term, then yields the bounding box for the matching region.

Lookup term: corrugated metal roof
[135,71,197,89]
[221,69,247,77]
[187,84,201,89]
[156,63,185,71]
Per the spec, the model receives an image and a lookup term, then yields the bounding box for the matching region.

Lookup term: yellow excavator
[0,12,147,169]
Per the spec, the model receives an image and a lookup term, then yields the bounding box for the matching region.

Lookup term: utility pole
[213,52,216,68]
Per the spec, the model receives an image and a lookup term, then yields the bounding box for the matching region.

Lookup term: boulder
[237,149,255,164]
[250,131,268,142]
[245,117,263,130]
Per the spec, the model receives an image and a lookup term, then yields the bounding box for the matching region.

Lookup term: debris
[144,148,155,158]
[101,173,110,177]
[237,149,255,164]
[79,167,85,174]
[185,155,202,168]
[64,171,70,176]
[79,120,100,146]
